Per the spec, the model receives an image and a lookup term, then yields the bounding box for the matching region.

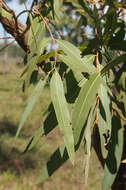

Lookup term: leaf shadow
[105,115,122,174]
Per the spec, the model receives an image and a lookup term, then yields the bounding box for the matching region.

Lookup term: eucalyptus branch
[0,0,29,52]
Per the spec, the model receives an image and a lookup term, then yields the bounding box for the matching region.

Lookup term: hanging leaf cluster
[13,0,126,189]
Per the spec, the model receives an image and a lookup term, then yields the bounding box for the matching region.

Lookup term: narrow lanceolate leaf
[50,71,74,164]
[35,101,97,184]
[37,50,63,64]
[24,103,58,153]
[24,126,44,153]
[101,53,126,75]
[28,15,41,47]
[101,78,113,97]
[36,106,96,185]
[28,15,46,53]
[35,73,100,184]
[72,72,101,146]
[99,83,112,159]
[102,116,123,190]
[84,105,96,186]
[54,0,63,21]
[22,38,51,81]
[57,39,94,73]
[16,78,47,137]
[82,54,96,72]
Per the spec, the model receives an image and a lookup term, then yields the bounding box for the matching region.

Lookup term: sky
[0,0,32,38]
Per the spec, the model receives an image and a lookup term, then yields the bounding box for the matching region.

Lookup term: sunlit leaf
[35,73,101,184]
[99,83,112,159]
[28,15,46,53]
[16,78,47,137]
[50,71,75,164]
[57,39,95,73]
[102,116,123,190]
[84,104,96,186]
[22,38,51,81]
[72,72,101,146]
[101,53,126,75]
[100,78,113,97]
[54,0,63,21]
[37,50,63,64]
[24,103,58,152]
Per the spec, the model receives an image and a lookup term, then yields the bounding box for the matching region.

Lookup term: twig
[95,51,100,125]
[44,17,64,39]
[16,10,31,19]
[34,7,58,69]
[112,106,126,123]
[0,36,14,39]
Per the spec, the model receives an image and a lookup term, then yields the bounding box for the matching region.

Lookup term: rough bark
[0,0,29,52]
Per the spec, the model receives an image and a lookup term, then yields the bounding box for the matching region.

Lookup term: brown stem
[0,0,29,52]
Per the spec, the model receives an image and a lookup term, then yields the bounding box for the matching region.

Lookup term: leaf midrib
[55,75,70,129]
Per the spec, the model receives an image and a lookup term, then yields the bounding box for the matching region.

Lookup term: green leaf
[16,78,47,137]
[28,15,41,47]
[28,15,46,53]
[54,0,63,21]
[101,53,126,75]
[78,77,87,87]
[99,83,112,159]
[24,126,44,152]
[72,72,102,146]
[24,103,58,152]
[82,54,96,71]
[0,8,13,20]
[84,105,96,186]
[57,40,94,73]
[57,39,81,55]
[65,70,81,103]
[22,38,51,82]
[118,72,126,91]
[101,78,113,97]
[50,71,75,164]
[35,82,99,184]
[37,51,55,64]
[102,116,124,190]
[37,50,63,64]
[35,100,96,184]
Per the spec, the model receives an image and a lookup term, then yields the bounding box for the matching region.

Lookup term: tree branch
[0,0,30,52]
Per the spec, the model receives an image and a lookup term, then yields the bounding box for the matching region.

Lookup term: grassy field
[0,58,103,190]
